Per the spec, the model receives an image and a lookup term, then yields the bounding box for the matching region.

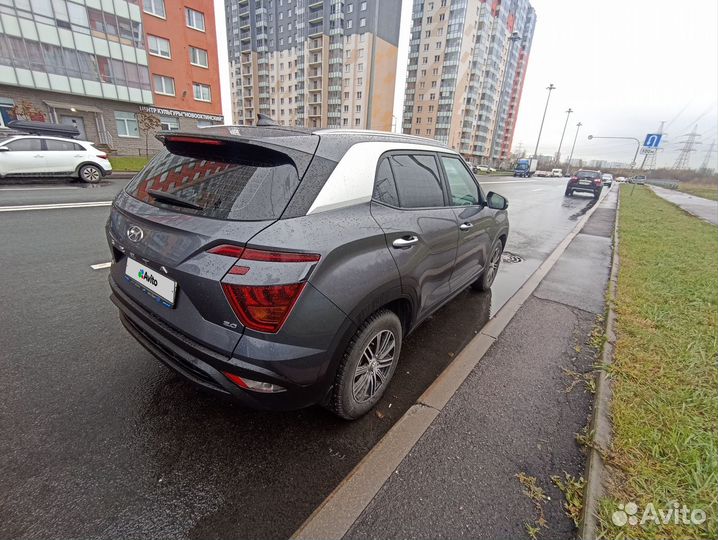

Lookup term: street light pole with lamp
[488,31,522,167]
[532,83,556,160]
[586,135,642,169]
[566,121,583,175]
[554,107,573,164]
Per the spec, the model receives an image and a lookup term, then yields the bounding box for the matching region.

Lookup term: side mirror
[0,146,9,152]
[486,191,508,210]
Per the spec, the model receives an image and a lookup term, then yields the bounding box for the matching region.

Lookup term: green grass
[677,182,718,201]
[597,186,718,539]
[109,156,150,172]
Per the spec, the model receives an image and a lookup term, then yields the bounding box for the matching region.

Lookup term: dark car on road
[565,169,603,199]
[107,127,509,419]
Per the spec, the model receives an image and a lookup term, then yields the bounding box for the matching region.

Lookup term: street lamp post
[532,83,556,160]
[488,31,521,167]
[586,135,642,169]
[554,108,573,164]
[566,121,583,175]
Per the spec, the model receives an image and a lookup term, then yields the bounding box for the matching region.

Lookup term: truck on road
[514,158,538,178]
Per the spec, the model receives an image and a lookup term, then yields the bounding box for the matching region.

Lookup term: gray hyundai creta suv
[107,126,509,419]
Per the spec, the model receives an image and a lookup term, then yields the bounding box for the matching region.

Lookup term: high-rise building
[0,0,223,155]
[226,0,401,130]
[402,0,535,165]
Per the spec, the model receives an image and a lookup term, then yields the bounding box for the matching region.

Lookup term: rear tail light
[569,176,578,183]
[222,282,306,333]
[211,246,321,333]
[223,371,286,393]
[96,153,108,159]
[594,178,602,184]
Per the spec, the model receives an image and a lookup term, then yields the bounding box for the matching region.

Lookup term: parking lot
[0,175,602,539]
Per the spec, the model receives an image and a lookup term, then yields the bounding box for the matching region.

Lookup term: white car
[0,135,112,183]
[551,168,563,177]
[601,173,614,186]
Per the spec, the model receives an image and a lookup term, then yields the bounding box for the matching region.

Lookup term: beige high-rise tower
[402,0,536,165]
[226,0,401,130]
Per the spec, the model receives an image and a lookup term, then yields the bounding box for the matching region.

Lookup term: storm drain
[502,251,524,264]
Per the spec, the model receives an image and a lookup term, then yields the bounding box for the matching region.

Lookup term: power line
[673,125,701,170]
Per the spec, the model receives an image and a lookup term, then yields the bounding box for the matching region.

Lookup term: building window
[346,19,352,29]
[153,74,175,95]
[357,63,363,72]
[159,116,180,131]
[190,47,209,68]
[186,8,206,31]
[355,118,360,126]
[148,35,171,58]
[144,0,165,18]
[347,3,353,12]
[360,1,367,10]
[115,111,139,138]
[193,82,212,102]
[197,120,212,128]
[359,17,366,27]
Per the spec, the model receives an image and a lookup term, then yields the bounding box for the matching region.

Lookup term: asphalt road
[0,175,602,539]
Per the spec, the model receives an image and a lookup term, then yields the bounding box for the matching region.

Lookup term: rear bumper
[569,183,601,193]
[110,276,343,410]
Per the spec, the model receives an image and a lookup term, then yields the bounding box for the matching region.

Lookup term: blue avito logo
[138,268,158,286]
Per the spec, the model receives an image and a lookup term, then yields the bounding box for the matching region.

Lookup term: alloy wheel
[485,245,502,286]
[352,329,396,404]
[82,166,100,183]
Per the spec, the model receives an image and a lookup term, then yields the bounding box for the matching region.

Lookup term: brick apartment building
[0,0,223,155]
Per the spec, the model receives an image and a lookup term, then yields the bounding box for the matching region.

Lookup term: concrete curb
[291,189,616,540]
[578,187,621,540]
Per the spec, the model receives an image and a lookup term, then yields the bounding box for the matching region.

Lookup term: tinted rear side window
[577,171,599,179]
[373,158,399,206]
[387,153,445,208]
[125,148,299,221]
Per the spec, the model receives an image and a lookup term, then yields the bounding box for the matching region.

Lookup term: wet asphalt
[0,176,600,539]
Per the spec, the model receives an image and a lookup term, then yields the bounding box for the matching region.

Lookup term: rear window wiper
[147,189,204,210]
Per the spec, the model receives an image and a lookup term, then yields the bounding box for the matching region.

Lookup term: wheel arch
[74,161,108,177]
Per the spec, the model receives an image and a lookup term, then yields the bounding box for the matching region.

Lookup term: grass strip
[677,182,718,201]
[598,186,718,539]
[109,156,151,172]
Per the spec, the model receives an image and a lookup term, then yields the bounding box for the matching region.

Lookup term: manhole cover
[502,251,524,264]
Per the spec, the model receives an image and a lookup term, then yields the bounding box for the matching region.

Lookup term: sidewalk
[342,191,618,540]
[649,185,717,225]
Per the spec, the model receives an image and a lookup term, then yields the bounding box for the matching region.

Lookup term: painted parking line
[0,186,81,191]
[0,201,112,212]
[90,262,112,270]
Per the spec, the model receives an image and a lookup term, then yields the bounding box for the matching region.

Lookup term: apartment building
[0,0,222,155]
[402,0,535,165]
[226,0,401,130]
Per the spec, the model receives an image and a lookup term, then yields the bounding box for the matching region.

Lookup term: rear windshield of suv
[125,147,299,221]
[576,170,599,179]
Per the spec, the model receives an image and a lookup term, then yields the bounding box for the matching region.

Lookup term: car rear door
[370,151,459,322]
[42,138,84,174]
[438,153,494,291]
[0,137,44,174]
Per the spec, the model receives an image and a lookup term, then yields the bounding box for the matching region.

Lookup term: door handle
[392,236,419,249]
[459,222,474,230]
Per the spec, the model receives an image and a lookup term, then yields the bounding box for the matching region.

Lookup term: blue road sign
[644,133,662,148]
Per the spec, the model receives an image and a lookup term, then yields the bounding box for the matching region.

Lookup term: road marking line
[90,262,112,270]
[0,201,112,212]
[0,186,81,191]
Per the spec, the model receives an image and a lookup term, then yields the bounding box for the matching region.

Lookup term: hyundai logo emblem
[127,225,144,243]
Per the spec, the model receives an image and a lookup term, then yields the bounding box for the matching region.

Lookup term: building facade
[0,0,223,155]
[402,0,535,165]
[226,0,401,130]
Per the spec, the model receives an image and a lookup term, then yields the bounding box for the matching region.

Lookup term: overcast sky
[218,0,718,169]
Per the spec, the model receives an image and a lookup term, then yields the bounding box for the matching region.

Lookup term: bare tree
[137,111,162,156]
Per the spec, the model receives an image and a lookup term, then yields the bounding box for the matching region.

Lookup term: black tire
[326,309,402,420]
[79,164,102,184]
[472,239,504,291]
[593,190,600,200]
[565,188,573,197]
